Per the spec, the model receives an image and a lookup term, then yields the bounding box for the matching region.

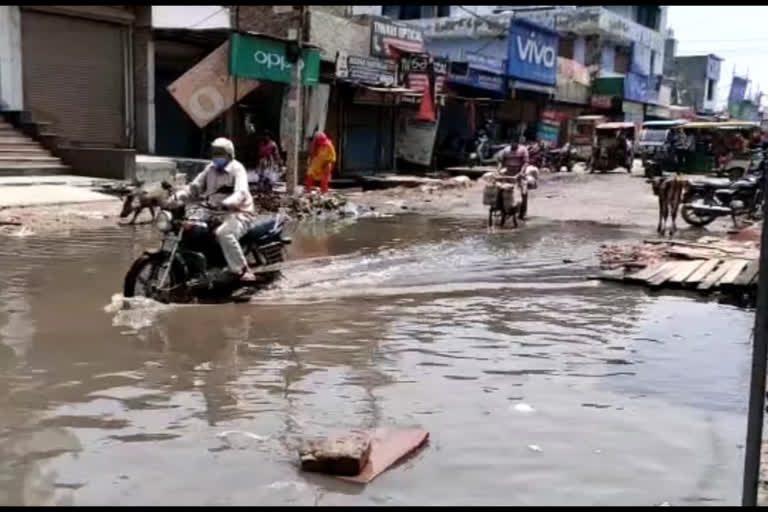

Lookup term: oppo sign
[252,50,304,73]
[506,20,559,86]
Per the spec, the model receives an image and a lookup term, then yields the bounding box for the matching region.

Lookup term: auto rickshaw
[639,119,688,177]
[591,122,638,173]
[569,115,605,170]
[675,121,761,177]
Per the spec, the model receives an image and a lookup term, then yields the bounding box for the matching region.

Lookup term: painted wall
[152,6,230,29]
[0,6,23,110]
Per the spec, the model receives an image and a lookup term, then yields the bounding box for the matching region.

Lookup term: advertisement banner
[370,16,425,58]
[624,72,648,103]
[167,41,261,129]
[447,69,505,93]
[401,54,447,94]
[506,19,559,86]
[396,109,439,166]
[537,119,560,143]
[229,33,320,85]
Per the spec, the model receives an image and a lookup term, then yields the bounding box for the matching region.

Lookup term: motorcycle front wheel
[681,196,718,227]
[123,253,189,303]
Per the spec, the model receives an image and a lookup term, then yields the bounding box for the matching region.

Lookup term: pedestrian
[306,131,337,194]
[258,130,283,182]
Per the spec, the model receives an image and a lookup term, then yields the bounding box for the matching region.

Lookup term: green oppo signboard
[229,33,320,86]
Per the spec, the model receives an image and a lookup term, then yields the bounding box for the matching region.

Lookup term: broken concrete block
[299,434,372,476]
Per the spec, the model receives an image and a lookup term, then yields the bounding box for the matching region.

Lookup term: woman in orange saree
[306,132,337,194]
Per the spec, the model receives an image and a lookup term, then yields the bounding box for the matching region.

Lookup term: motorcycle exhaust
[690,204,732,215]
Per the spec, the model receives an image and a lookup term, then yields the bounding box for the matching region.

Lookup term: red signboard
[590,94,613,110]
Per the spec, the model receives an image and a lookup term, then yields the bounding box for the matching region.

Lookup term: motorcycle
[468,131,509,168]
[681,146,768,228]
[123,186,291,304]
[544,143,574,173]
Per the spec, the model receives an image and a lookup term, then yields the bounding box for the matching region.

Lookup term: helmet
[211,137,235,159]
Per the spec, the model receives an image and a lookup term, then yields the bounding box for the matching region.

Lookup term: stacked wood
[597,235,760,297]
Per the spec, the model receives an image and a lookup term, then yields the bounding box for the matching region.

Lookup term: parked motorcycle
[544,143,575,173]
[123,186,291,303]
[468,131,509,168]
[681,147,768,227]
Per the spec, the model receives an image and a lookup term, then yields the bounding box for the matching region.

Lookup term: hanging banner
[229,33,320,85]
[396,109,439,166]
[167,41,261,129]
[465,51,505,75]
[506,19,559,86]
[345,55,398,87]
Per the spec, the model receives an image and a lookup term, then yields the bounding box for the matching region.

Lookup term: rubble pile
[599,244,667,271]
[275,191,374,220]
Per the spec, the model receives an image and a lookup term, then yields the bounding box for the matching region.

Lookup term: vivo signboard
[506,19,559,86]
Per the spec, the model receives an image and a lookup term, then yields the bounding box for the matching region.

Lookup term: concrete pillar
[133,5,154,153]
[0,6,23,111]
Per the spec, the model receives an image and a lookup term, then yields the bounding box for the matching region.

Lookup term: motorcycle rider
[174,137,260,283]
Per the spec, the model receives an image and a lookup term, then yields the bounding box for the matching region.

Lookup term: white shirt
[181,159,254,213]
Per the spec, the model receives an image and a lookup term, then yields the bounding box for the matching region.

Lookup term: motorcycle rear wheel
[123,253,189,303]
[681,197,718,227]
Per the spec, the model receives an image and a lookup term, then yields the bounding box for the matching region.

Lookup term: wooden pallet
[600,257,760,294]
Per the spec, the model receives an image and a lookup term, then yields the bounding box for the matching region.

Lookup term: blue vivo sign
[506,19,559,86]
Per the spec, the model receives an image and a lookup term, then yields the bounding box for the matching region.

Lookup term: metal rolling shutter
[21,10,126,146]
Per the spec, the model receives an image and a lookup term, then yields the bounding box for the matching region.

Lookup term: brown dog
[649,174,688,236]
[119,180,174,224]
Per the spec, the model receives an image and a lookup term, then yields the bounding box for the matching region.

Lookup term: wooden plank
[699,260,741,291]
[733,259,760,287]
[626,262,668,282]
[648,261,685,287]
[338,429,429,484]
[718,259,750,286]
[668,260,706,284]
[685,259,721,285]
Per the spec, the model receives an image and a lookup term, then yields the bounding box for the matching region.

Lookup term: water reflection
[0,215,753,505]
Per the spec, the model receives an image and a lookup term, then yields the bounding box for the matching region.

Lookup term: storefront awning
[363,86,418,94]
[384,39,426,55]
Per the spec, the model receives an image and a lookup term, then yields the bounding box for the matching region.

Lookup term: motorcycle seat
[689,177,731,188]
[241,218,277,242]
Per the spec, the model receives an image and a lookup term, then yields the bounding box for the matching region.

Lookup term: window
[706,79,715,101]
[558,36,575,59]
[614,46,631,74]
[400,5,422,19]
[649,50,657,75]
[437,5,451,17]
[381,5,400,18]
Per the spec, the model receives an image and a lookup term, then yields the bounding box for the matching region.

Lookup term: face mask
[213,157,228,169]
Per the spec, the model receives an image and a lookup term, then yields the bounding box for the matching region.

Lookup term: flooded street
[0,212,753,505]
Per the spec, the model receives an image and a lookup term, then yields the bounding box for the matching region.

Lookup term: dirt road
[0,170,734,237]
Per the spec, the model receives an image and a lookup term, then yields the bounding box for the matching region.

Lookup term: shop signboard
[401,53,447,94]
[590,94,614,110]
[623,72,648,103]
[167,41,261,129]
[370,16,425,58]
[345,55,398,87]
[447,69,504,94]
[465,51,505,75]
[229,33,320,85]
[506,18,559,86]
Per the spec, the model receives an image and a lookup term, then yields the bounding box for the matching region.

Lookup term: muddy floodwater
[0,214,753,505]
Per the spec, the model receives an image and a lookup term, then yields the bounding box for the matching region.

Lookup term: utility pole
[742,174,768,506]
[287,5,305,196]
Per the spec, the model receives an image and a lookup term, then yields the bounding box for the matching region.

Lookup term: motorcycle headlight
[155,210,173,233]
